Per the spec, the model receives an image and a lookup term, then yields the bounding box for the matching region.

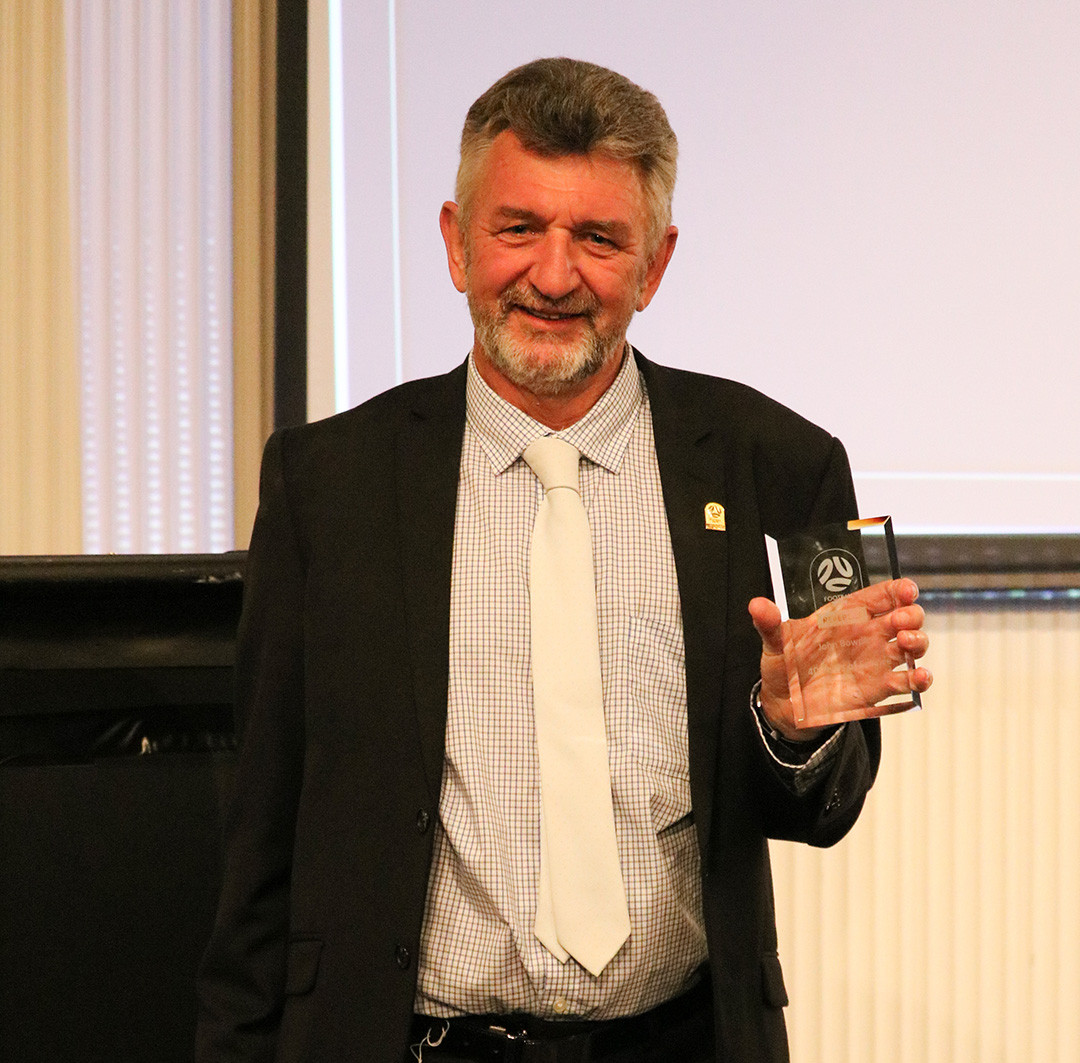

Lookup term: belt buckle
[483,1020,528,1063]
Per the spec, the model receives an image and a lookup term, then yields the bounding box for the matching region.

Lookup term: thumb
[748,597,785,656]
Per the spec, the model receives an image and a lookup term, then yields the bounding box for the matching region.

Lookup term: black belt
[408,973,712,1063]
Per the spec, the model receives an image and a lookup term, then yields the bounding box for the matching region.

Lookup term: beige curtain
[775,603,1080,1063]
[0,0,81,555]
[232,0,276,549]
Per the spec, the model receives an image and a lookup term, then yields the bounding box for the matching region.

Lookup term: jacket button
[416,809,430,834]
[395,945,411,970]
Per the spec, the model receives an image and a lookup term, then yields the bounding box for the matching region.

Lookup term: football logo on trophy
[811,549,863,608]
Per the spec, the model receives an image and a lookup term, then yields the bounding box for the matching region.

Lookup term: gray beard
[468,285,632,398]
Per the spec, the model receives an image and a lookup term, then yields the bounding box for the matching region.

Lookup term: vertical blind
[67,0,233,554]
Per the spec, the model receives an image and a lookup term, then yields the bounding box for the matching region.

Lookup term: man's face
[441,131,675,401]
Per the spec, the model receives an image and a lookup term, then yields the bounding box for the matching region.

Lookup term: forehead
[470,131,647,227]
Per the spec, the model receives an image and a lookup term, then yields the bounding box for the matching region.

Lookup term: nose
[528,232,580,301]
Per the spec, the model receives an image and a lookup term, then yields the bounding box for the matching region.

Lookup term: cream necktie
[522,436,630,977]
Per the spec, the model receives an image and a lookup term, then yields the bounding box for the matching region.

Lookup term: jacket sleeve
[751,433,881,848]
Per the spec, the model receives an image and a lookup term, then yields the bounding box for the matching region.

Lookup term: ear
[440,201,468,293]
[636,226,678,312]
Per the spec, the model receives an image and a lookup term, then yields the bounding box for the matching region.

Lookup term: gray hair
[456,58,678,254]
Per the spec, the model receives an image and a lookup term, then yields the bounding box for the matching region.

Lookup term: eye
[582,231,619,252]
[502,224,531,236]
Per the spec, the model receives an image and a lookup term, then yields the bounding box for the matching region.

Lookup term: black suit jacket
[197,352,879,1063]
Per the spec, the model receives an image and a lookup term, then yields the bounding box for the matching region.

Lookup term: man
[197,58,931,1063]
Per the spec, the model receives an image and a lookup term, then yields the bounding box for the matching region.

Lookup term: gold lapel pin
[704,502,726,531]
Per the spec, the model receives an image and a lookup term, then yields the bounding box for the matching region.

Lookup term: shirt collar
[466,347,644,476]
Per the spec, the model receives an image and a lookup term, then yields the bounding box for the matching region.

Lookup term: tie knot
[522,436,581,494]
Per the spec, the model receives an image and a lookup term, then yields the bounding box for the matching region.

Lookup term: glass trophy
[764,515,922,728]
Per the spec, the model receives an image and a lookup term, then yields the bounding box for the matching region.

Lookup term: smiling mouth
[513,305,586,323]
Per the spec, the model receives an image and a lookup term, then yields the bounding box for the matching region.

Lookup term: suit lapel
[638,354,729,864]
[395,362,468,800]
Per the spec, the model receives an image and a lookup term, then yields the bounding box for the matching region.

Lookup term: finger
[909,665,933,692]
[748,597,784,656]
[848,577,920,617]
[887,603,926,633]
[821,605,918,654]
[881,639,918,670]
[870,641,928,682]
[895,627,929,659]
[881,662,934,696]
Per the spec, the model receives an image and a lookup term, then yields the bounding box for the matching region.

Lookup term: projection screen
[311,0,1079,535]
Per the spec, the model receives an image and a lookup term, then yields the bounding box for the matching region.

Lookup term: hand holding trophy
[750,517,933,742]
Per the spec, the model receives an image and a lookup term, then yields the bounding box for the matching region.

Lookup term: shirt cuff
[750,681,845,795]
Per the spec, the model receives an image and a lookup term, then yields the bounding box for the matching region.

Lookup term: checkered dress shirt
[414,351,835,1021]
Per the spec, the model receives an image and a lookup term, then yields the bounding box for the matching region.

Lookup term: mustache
[498,284,600,318]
